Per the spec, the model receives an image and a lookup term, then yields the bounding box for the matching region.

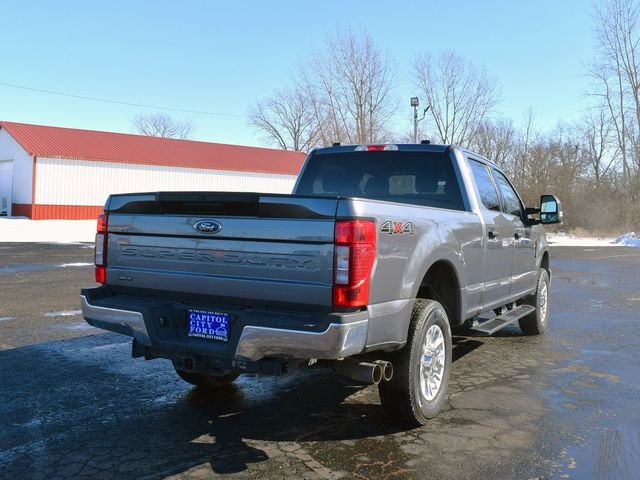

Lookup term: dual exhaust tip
[332,358,393,385]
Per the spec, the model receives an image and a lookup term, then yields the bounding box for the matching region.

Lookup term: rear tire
[518,268,550,335]
[173,363,239,389]
[378,299,452,427]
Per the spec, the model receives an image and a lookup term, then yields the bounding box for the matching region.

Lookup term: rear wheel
[378,299,452,427]
[173,363,239,389]
[518,268,550,335]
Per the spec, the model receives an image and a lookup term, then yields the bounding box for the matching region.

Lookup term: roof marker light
[355,144,399,152]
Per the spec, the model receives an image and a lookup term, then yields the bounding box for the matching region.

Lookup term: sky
[0,0,596,148]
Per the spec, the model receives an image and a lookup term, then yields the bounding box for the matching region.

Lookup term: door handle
[488,231,499,239]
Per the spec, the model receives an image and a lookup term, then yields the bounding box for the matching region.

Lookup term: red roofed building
[0,121,306,219]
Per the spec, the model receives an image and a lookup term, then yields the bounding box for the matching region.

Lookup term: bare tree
[414,52,501,145]
[513,108,537,189]
[580,106,618,189]
[588,0,640,188]
[250,30,397,147]
[303,30,398,145]
[550,124,587,197]
[133,113,195,139]
[468,118,516,173]
[514,124,585,208]
[249,85,319,151]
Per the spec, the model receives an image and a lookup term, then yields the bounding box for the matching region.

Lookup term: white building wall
[0,128,33,204]
[34,157,298,206]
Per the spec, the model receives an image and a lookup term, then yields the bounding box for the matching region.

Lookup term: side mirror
[540,194,563,224]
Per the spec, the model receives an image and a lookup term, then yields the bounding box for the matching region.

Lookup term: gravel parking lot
[1,243,639,479]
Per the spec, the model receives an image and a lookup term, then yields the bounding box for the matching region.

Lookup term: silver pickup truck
[81,143,562,426]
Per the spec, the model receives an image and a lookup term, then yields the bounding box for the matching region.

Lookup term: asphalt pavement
[0,242,639,479]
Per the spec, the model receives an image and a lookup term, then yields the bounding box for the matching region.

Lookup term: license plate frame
[186,308,231,343]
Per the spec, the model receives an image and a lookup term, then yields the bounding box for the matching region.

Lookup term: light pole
[411,97,429,143]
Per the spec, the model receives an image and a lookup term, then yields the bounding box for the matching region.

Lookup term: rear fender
[411,246,465,325]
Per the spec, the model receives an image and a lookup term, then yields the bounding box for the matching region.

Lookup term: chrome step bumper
[233,320,368,361]
[81,294,152,346]
[81,294,368,361]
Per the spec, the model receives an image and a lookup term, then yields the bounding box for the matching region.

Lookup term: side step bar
[469,305,536,335]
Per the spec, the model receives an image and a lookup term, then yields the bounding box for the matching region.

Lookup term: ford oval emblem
[193,219,222,234]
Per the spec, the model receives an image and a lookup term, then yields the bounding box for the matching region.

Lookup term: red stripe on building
[11,203,102,220]
[29,204,104,220]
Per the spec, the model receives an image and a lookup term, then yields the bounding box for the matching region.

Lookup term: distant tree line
[250,0,640,233]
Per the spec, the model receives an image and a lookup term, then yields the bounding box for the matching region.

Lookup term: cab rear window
[295,151,465,211]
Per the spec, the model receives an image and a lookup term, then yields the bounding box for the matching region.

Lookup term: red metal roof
[0,121,306,175]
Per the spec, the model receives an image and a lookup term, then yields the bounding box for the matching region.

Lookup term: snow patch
[0,317,13,321]
[0,218,95,243]
[547,233,615,247]
[44,310,82,318]
[548,232,640,247]
[57,262,93,268]
[614,232,640,247]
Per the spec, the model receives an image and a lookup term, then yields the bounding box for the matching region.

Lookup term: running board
[469,305,536,335]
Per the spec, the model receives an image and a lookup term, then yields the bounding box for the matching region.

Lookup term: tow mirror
[540,194,563,224]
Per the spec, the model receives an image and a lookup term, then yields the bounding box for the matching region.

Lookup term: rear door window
[469,159,501,211]
[296,150,465,211]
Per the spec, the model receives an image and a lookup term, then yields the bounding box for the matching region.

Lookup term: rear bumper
[81,294,152,346]
[80,290,368,361]
[233,320,368,361]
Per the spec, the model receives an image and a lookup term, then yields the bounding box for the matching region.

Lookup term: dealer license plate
[187,309,230,342]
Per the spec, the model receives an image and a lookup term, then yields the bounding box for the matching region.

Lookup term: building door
[0,161,14,216]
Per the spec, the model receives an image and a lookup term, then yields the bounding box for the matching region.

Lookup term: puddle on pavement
[0,263,61,273]
[541,350,640,479]
[0,262,94,273]
[44,310,82,318]
[554,275,611,288]
[51,322,96,331]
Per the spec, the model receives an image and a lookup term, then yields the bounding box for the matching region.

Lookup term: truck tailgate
[103,193,338,309]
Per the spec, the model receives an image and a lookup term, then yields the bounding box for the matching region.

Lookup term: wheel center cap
[422,353,434,368]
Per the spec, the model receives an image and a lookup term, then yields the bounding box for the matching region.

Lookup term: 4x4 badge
[380,220,414,235]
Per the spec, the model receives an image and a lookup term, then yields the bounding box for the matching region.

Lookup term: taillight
[95,213,108,284]
[97,213,107,233]
[333,220,377,308]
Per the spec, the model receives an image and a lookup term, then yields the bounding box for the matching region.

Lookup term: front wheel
[378,299,452,427]
[518,268,550,335]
